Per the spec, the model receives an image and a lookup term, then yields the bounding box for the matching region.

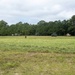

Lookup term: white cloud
[0,0,75,24]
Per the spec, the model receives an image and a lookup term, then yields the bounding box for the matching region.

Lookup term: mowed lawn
[0,36,75,75]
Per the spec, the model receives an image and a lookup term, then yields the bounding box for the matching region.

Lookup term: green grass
[0,36,75,53]
[0,36,75,75]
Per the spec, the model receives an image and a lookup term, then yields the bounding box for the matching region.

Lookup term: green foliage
[0,15,75,36]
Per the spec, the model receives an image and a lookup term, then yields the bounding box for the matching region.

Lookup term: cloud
[0,0,75,24]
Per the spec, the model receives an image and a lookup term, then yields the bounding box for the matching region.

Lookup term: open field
[0,36,75,75]
[0,36,75,53]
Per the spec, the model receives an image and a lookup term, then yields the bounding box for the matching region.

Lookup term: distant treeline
[0,15,75,36]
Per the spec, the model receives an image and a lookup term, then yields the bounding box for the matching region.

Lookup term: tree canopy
[0,15,75,36]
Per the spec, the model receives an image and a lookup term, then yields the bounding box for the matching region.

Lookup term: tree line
[0,15,75,36]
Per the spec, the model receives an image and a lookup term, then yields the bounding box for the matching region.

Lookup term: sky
[0,0,75,25]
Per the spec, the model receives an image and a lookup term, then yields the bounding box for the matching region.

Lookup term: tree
[37,20,46,25]
[0,20,8,35]
[68,15,75,35]
[0,15,75,36]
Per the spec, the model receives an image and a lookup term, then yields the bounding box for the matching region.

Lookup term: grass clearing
[0,36,75,75]
[0,36,75,53]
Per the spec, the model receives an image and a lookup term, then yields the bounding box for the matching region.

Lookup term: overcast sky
[0,0,75,25]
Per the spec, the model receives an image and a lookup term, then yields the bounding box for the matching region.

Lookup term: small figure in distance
[66,33,71,36]
[51,32,57,37]
[25,35,27,38]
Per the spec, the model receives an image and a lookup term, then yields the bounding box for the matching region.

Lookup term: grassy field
[0,36,75,75]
